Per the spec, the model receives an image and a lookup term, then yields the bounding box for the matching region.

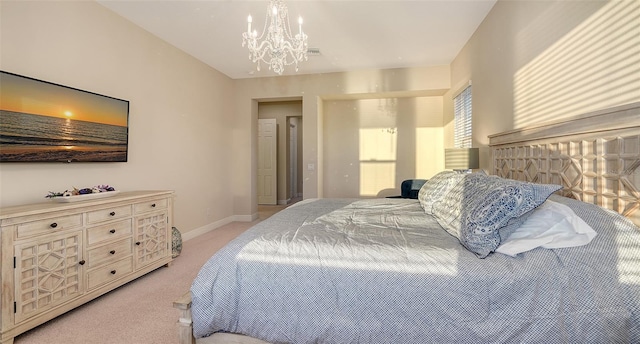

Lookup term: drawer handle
[151,203,156,208]
[110,250,116,255]
[50,223,58,228]
[110,270,117,275]
[79,260,86,265]
[109,229,116,234]
[109,211,116,216]
[135,241,141,246]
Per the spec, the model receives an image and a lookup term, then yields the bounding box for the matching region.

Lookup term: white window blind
[454,85,472,148]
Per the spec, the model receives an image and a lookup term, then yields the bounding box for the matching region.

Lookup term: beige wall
[450,0,640,171]
[0,1,236,238]
[323,97,444,198]
[232,67,451,216]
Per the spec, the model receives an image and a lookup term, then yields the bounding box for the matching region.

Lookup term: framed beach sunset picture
[0,71,129,162]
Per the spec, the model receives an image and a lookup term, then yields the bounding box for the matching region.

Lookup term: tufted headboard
[488,102,640,227]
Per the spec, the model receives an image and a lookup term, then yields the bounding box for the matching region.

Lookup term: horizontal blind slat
[454,85,472,149]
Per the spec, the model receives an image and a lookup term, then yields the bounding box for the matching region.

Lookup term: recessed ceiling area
[97,0,497,79]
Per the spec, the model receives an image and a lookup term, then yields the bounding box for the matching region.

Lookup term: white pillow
[496,200,597,257]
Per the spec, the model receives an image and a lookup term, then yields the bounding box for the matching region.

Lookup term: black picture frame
[0,71,129,163]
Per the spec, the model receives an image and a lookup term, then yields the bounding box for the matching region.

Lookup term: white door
[258,118,277,205]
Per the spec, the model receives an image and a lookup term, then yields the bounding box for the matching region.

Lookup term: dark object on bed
[386,179,427,199]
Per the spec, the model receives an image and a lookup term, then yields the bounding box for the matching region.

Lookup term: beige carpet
[14,203,291,344]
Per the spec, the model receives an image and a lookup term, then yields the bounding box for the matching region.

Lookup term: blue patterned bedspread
[191,196,640,343]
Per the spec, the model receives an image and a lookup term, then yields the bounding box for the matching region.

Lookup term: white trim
[452,79,472,99]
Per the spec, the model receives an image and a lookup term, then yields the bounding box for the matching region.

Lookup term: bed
[174,103,640,344]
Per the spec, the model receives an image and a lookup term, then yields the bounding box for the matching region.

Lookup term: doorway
[288,117,302,201]
[257,101,303,205]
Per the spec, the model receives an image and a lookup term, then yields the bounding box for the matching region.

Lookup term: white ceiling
[97,0,497,80]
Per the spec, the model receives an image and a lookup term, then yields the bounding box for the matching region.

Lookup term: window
[454,85,472,148]
[359,127,397,197]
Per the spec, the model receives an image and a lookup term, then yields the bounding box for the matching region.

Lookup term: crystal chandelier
[242,0,308,75]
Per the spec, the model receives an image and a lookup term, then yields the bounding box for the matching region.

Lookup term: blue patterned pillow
[418,171,464,214]
[430,173,490,230]
[432,174,562,258]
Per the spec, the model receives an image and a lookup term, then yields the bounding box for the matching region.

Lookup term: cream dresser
[0,190,174,344]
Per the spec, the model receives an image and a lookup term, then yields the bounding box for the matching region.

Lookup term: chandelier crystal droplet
[242,0,308,75]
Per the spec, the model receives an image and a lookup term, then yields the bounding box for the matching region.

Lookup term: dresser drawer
[134,198,167,214]
[86,219,132,246]
[87,256,133,290]
[87,238,133,269]
[86,205,132,224]
[16,214,83,239]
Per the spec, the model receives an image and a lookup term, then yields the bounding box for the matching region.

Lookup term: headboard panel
[489,102,640,227]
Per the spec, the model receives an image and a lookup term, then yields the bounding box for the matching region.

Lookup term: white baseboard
[277,198,290,205]
[233,213,259,222]
[182,212,258,242]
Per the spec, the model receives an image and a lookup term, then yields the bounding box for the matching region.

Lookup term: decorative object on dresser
[45,184,119,203]
[0,190,173,344]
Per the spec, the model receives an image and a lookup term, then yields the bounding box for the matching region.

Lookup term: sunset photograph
[0,71,129,162]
